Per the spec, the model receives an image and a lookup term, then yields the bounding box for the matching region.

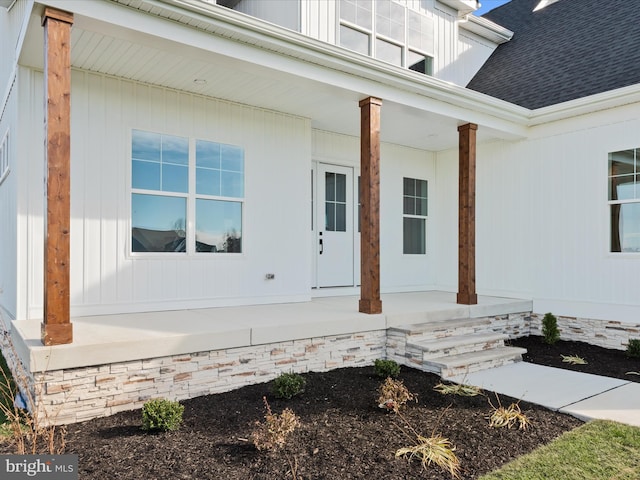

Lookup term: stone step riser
[399,325,496,343]
[440,355,522,379]
[418,338,506,360]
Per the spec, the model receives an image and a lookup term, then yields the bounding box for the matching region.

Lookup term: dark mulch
[64,365,582,480]
[510,336,640,383]
[10,336,640,479]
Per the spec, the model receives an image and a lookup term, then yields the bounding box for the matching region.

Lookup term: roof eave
[460,15,514,44]
[529,84,640,126]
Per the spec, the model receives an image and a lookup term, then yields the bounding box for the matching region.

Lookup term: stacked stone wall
[32,330,386,425]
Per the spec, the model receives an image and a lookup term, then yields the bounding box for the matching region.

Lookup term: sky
[474,0,511,16]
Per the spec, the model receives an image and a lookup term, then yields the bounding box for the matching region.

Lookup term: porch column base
[359,298,382,314]
[456,292,478,305]
[41,322,73,346]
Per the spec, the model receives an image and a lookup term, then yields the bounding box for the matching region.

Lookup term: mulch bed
[7,336,640,479]
[510,336,640,383]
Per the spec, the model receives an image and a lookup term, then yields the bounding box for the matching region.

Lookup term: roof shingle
[467,0,640,109]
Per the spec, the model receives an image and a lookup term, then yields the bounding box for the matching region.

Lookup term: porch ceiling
[21,1,529,152]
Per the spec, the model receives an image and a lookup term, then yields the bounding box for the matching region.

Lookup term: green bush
[541,312,560,345]
[273,372,306,400]
[142,398,184,432]
[626,339,640,358]
[374,359,401,379]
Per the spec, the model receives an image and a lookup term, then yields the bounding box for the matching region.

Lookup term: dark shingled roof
[467,0,640,109]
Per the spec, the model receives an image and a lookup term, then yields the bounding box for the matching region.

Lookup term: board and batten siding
[435,102,640,323]
[312,129,437,290]
[19,68,312,320]
[0,75,18,320]
[456,31,498,87]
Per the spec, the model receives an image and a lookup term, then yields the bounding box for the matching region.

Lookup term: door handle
[319,238,323,254]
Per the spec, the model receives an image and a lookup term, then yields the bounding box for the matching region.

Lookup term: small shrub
[251,397,300,451]
[273,372,306,400]
[377,377,417,413]
[626,339,640,358]
[141,398,184,432]
[374,359,401,378]
[541,312,560,345]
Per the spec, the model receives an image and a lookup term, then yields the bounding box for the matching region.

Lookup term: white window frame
[0,130,9,185]
[129,129,245,256]
[403,177,428,255]
[608,147,640,254]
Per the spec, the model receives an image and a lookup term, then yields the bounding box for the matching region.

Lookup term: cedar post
[457,123,478,305]
[41,8,74,345]
[359,97,382,314]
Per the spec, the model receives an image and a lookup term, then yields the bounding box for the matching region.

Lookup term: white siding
[0,0,30,98]
[301,0,336,43]
[313,130,436,290]
[432,2,457,83]
[436,102,640,322]
[0,78,17,319]
[456,31,497,86]
[20,68,312,319]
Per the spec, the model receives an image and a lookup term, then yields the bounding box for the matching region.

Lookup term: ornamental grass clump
[272,372,306,400]
[434,382,483,397]
[141,398,184,432]
[396,433,460,479]
[488,395,530,431]
[561,354,587,365]
[374,359,401,378]
[542,312,560,345]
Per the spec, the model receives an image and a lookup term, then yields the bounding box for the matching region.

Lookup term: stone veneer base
[33,331,386,425]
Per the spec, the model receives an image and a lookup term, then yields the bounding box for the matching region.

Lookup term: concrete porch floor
[10,291,532,373]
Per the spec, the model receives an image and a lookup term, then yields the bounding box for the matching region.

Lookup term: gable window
[403,177,427,254]
[339,0,434,76]
[609,148,640,252]
[0,131,8,185]
[131,129,243,254]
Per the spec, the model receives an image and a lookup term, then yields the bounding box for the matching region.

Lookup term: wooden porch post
[457,123,478,305]
[41,7,74,345]
[359,97,382,314]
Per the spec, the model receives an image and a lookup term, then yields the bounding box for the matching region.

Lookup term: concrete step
[426,346,527,378]
[408,332,509,359]
[388,318,493,343]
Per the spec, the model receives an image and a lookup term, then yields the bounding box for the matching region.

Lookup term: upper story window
[339,0,434,75]
[131,130,244,254]
[609,148,640,253]
[0,131,9,185]
[403,177,428,254]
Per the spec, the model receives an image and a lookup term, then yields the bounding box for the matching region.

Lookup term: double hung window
[131,129,244,254]
[609,148,640,253]
[403,177,428,254]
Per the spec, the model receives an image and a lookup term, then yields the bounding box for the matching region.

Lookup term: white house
[0,0,638,423]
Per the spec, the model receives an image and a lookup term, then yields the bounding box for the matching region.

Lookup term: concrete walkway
[448,362,640,427]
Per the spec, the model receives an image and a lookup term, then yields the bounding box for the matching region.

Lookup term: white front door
[317,164,354,287]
